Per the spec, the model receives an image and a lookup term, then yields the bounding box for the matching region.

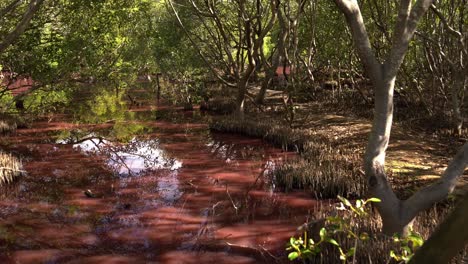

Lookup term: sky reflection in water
[59,135,183,176]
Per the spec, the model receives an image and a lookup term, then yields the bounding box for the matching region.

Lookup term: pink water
[0,106,318,263]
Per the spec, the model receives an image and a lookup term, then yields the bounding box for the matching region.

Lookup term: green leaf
[289,237,300,251]
[337,195,352,207]
[408,234,424,248]
[346,247,356,257]
[402,245,412,254]
[309,238,315,245]
[365,197,381,203]
[403,254,413,261]
[319,227,327,240]
[390,250,400,261]
[290,237,296,245]
[327,238,340,247]
[356,199,362,208]
[288,252,299,261]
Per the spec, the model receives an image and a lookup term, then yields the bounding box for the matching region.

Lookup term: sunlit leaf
[356,199,362,208]
[319,227,327,240]
[288,252,299,260]
[337,195,352,207]
[327,238,339,247]
[408,233,424,248]
[366,197,381,203]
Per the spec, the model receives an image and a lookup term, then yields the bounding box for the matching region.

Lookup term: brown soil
[254,88,468,197]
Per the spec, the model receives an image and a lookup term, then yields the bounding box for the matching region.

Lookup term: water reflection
[206,134,282,191]
[156,170,183,204]
[59,135,182,177]
[1,89,313,263]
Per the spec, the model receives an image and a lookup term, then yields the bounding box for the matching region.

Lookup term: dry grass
[0,151,25,186]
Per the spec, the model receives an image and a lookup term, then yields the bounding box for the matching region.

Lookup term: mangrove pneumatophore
[0,151,25,186]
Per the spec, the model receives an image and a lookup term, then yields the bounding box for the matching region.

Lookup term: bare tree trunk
[256,6,287,104]
[155,74,161,101]
[236,64,256,117]
[236,83,247,117]
[334,0,468,235]
[451,73,465,135]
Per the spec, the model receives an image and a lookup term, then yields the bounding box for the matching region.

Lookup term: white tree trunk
[334,0,468,235]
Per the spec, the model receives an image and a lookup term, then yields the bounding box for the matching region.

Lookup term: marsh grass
[210,117,311,151]
[0,152,25,186]
[210,116,365,198]
[273,147,365,198]
[0,117,17,135]
[201,97,238,115]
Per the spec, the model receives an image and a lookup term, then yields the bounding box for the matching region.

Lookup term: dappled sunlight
[0,102,313,263]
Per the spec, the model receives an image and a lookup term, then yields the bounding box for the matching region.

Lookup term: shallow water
[0,103,318,263]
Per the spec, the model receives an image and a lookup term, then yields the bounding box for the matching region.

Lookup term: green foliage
[111,121,147,142]
[24,87,70,115]
[287,196,424,263]
[76,89,127,124]
[287,196,380,262]
[1,0,159,87]
[72,88,148,142]
[0,91,15,113]
[390,230,424,263]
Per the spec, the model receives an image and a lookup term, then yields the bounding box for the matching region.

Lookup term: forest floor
[249,88,468,197]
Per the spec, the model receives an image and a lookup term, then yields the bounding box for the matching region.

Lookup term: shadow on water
[0,88,317,263]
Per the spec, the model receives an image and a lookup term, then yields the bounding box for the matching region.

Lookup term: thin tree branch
[333,0,382,83]
[0,0,45,53]
[403,143,468,223]
[167,0,236,87]
[0,0,23,19]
